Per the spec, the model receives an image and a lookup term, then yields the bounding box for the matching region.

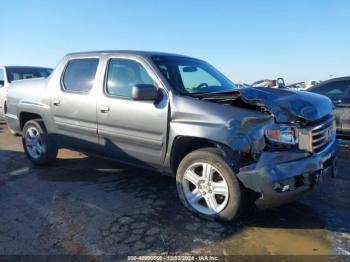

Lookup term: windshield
[309,80,350,98]
[152,56,236,94]
[6,67,52,83]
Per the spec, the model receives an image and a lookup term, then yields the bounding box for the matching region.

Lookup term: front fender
[163,115,274,169]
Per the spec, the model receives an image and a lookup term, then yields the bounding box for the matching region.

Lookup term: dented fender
[228,116,274,154]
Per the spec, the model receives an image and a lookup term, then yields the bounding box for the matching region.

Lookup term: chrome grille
[298,116,335,153]
[311,117,335,153]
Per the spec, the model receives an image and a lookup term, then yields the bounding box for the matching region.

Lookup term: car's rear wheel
[176,148,245,222]
[22,119,58,165]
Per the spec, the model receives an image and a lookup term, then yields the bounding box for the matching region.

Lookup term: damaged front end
[200,87,339,208]
[236,119,338,208]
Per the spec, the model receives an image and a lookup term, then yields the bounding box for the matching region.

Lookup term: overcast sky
[1,0,349,84]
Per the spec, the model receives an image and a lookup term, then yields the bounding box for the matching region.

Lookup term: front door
[97,56,169,168]
[50,58,101,153]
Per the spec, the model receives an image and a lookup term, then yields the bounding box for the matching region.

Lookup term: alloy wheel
[182,162,229,215]
[25,127,44,160]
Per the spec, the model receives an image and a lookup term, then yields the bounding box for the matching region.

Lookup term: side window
[0,69,4,88]
[62,59,99,93]
[313,81,350,97]
[106,59,154,97]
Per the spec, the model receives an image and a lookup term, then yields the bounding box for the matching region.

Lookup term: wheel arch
[170,136,235,175]
[19,111,44,131]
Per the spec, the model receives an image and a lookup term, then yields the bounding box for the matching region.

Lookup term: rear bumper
[237,136,338,208]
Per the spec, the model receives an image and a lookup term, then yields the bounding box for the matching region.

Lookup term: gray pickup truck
[5,51,338,221]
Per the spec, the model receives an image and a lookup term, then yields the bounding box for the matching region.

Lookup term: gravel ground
[0,123,349,260]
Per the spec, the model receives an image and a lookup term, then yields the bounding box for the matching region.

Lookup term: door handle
[100,106,110,113]
[53,99,60,106]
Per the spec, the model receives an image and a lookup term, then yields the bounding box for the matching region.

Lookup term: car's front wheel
[176,148,245,222]
[22,119,58,165]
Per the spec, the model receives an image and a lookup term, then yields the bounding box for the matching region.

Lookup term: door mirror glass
[132,84,158,101]
[0,80,4,87]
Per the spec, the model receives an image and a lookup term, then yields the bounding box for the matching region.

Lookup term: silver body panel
[5,51,337,175]
[5,51,339,207]
[5,51,267,172]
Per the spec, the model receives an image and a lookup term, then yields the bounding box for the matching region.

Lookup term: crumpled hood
[239,87,334,123]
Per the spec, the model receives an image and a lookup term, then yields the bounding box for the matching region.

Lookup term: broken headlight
[265,126,299,145]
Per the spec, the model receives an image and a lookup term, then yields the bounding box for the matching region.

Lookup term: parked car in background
[0,66,53,122]
[285,80,322,91]
[305,80,321,89]
[234,82,250,89]
[5,51,338,221]
[252,79,277,88]
[287,82,306,91]
[308,77,350,137]
[252,78,285,88]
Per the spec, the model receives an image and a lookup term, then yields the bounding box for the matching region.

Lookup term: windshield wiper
[190,90,239,97]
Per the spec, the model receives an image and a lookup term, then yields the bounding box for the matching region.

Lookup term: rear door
[96,55,169,168]
[50,57,102,153]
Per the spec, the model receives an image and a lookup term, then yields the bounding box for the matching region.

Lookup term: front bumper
[237,136,339,208]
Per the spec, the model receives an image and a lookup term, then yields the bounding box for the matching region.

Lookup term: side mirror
[277,78,285,88]
[132,84,158,101]
[0,80,4,87]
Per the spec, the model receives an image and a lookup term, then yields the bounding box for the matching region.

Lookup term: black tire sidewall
[176,148,243,222]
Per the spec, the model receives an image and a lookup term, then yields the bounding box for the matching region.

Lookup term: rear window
[6,67,52,83]
[62,59,99,93]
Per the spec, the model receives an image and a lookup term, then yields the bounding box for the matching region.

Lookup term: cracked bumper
[237,137,339,208]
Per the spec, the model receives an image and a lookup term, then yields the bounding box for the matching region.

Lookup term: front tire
[22,119,58,165]
[176,148,245,222]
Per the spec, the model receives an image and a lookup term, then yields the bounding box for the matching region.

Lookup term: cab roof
[2,66,52,70]
[65,50,192,59]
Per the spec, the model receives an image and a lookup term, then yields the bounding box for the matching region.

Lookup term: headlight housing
[265,125,299,145]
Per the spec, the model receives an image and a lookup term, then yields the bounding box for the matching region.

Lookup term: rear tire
[176,147,246,222]
[22,119,58,165]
